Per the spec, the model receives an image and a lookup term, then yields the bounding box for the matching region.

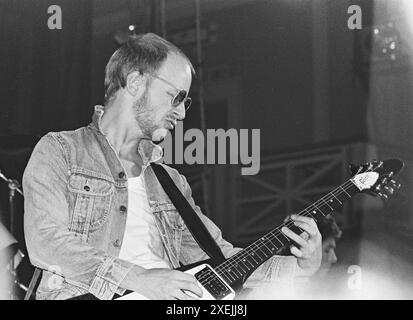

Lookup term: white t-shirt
[118,175,170,269]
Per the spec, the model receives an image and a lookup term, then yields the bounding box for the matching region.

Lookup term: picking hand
[134,268,203,300]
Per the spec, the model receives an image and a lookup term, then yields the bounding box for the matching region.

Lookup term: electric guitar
[74,159,404,300]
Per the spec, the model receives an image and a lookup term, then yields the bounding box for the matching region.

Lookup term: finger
[300,231,310,241]
[283,215,291,223]
[291,220,318,237]
[171,270,198,282]
[290,214,316,226]
[290,245,304,258]
[281,226,308,247]
[179,280,203,298]
[173,290,194,300]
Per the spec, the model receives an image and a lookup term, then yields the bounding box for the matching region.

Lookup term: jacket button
[113,239,121,247]
[120,205,127,213]
[83,185,90,191]
[118,171,126,179]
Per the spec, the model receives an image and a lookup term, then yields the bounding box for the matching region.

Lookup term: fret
[249,242,268,260]
[312,204,326,216]
[240,260,251,271]
[331,193,342,204]
[243,257,257,270]
[231,265,243,277]
[242,257,255,269]
[248,251,260,264]
[220,273,232,284]
[309,209,318,218]
[253,248,266,261]
[288,224,305,237]
[327,197,340,208]
[325,197,339,209]
[243,257,258,270]
[223,268,237,281]
[278,230,291,242]
[247,259,256,268]
[225,266,242,278]
[304,209,316,219]
[235,261,248,273]
[319,202,332,214]
[340,185,351,198]
[271,233,285,247]
[323,198,334,210]
[260,238,272,251]
[219,254,254,284]
[265,237,280,252]
[338,191,352,204]
[258,239,274,256]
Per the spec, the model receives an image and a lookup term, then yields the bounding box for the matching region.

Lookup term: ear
[125,71,147,97]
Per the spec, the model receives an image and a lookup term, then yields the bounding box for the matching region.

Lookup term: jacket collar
[89,105,163,166]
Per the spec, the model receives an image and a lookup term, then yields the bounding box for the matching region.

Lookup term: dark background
[1,0,413,298]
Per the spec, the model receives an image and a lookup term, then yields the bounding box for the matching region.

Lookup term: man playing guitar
[23,33,322,300]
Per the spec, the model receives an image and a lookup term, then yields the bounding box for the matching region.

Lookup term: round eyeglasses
[149,74,192,111]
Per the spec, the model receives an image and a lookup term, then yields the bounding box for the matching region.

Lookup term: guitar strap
[150,163,226,264]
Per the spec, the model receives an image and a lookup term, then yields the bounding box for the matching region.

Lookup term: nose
[175,103,186,120]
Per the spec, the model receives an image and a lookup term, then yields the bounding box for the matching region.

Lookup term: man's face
[133,53,192,142]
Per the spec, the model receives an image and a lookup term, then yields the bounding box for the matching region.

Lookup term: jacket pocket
[152,202,185,266]
[68,171,114,235]
[153,202,185,231]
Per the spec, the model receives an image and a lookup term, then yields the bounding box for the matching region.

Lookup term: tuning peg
[384,186,394,194]
[372,160,383,170]
[375,185,381,191]
[381,177,388,185]
[378,192,388,200]
[388,171,394,179]
[391,180,401,189]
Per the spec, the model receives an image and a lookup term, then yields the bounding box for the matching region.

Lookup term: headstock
[350,159,404,201]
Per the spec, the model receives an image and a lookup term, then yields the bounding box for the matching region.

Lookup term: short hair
[104,33,195,104]
[317,215,342,240]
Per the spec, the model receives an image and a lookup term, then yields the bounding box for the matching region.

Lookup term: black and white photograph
[1,0,413,305]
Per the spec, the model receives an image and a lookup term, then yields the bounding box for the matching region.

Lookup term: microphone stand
[0,169,25,299]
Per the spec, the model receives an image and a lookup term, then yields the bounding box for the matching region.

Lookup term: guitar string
[196,179,358,286]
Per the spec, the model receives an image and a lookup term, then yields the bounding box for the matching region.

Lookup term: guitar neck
[213,179,360,288]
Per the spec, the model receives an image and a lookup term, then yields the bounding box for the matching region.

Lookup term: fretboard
[210,179,360,287]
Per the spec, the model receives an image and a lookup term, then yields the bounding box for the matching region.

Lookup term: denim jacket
[23,106,297,300]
